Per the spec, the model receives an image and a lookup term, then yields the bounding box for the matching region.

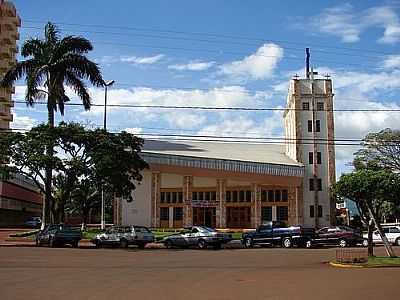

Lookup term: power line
[22,20,395,57]
[19,26,383,69]
[3,100,400,112]
[2,127,399,147]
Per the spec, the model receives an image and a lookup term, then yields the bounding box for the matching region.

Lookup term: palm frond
[21,38,45,58]
[54,54,104,87]
[57,36,93,56]
[45,22,60,46]
[0,59,38,87]
[64,71,91,110]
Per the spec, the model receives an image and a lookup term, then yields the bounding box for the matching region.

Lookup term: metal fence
[336,248,368,264]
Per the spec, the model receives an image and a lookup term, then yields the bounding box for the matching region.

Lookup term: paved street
[0,246,399,300]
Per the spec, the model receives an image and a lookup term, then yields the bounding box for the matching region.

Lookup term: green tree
[354,128,400,172]
[0,22,104,226]
[333,169,400,257]
[0,123,148,227]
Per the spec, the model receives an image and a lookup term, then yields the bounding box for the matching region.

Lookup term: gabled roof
[140,140,303,177]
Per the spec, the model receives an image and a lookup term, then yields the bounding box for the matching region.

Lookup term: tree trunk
[366,202,396,258]
[44,102,55,226]
[367,220,374,257]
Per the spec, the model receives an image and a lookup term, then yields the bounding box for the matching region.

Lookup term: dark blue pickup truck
[242,221,315,248]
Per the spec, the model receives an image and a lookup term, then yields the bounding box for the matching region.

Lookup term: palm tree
[1,22,104,226]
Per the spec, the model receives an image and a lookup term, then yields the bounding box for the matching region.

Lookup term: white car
[363,226,400,246]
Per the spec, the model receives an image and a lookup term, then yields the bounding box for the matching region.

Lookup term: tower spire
[306,48,310,79]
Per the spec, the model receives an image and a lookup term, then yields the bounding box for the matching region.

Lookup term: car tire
[138,243,146,249]
[305,240,312,249]
[362,240,369,247]
[244,238,253,248]
[395,238,400,247]
[339,239,347,248]
[282,237,292,248]
[35,238,40,247]
[164,239,173,249]
[49,237,55,248]
[120,239,128,249]
[213,243,222,250]
[197,239,207,249]
[72,241,79,248]
[95,240,102,248]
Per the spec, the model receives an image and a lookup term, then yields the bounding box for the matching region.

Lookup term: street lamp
[101,79,115,230]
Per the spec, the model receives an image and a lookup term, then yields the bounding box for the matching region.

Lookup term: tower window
[308,120,313,132]
[309,152,313,164]
[318,205,323,218]
[317,102,324,111]
[310,205,315,218]
[317,152,322,164]
[302,102,310,110]
[309,178,314,191]
[317,179,322,191]
[316,120,321,132]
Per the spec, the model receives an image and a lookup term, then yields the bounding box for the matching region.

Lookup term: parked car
[36,224,81,247]
[91,225,155,248]
[25,216,41,228]
[312,226,365,248]
[362,226,400,246]
[242,221,315,248]
[162,226,232,249]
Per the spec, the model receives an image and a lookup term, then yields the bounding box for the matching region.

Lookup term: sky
[9,0,400,178]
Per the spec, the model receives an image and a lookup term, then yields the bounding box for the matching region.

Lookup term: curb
[329,261,400,268]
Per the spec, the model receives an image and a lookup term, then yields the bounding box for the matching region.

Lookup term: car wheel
[282,237,292,248]
[197,239,207,249]
[49,237,55,248]
[95,240,102,248]
[362,240,369,247]
[305,240,312,248]
[395,238,400,247]
[164,239,173,249]
[35,238,40,247]
[244,238,253,248]
[138,243,146,249]
[339,239,347,248]
[120,239,128,249]
[72,241,79,248]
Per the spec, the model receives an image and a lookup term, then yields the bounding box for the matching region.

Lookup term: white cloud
[168,60,215,71]
[120,54,165,65]
[11,113,37,131]
[307,4,400,44]
[125,127,143,135]
[383,55,400,69]
[95,54,164,66]
[218,43,284,81]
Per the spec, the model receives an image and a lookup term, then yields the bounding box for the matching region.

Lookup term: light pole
[101,80,115,230]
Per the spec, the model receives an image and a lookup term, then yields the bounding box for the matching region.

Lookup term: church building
[115,69,336,229]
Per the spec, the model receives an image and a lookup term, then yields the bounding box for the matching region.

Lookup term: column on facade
[251,183,261,228]
[216,179,226,228]
[151,172,161,228]
[182,175,193,227]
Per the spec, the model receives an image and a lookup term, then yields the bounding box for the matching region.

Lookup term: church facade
[115,75,336,229]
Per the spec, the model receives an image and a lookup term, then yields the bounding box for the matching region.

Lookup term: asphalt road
[0,246,399,300]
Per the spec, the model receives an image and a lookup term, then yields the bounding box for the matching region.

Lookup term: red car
[312,226,365,248]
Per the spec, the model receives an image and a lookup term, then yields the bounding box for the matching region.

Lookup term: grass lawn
[365,257,400,267]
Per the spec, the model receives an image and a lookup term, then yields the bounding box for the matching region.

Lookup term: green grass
[365,257,400,267]
[9,230,40,238]
[82,229,106,240]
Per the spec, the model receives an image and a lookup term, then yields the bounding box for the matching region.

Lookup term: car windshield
[200,227,216,232]
[135,227,151,233]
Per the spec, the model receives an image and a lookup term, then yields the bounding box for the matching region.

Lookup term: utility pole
[101,80,115,230]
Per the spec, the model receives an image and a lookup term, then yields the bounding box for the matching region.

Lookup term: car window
[389,227,400,233]
[191,228,199,233]
[135,227,151,233]
[318,228,329,234]
[383,228,390,233]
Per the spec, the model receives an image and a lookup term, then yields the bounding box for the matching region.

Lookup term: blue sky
[10,0,400,177]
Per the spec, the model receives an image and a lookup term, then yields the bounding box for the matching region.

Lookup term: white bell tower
[283,48,336,228]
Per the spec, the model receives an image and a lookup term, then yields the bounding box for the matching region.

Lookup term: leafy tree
[0,123,148,227]
[354,128,400,172]
[333,169,400,257]
[0,22,104,225]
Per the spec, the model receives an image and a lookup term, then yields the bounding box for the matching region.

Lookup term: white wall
[121,170,152,227]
